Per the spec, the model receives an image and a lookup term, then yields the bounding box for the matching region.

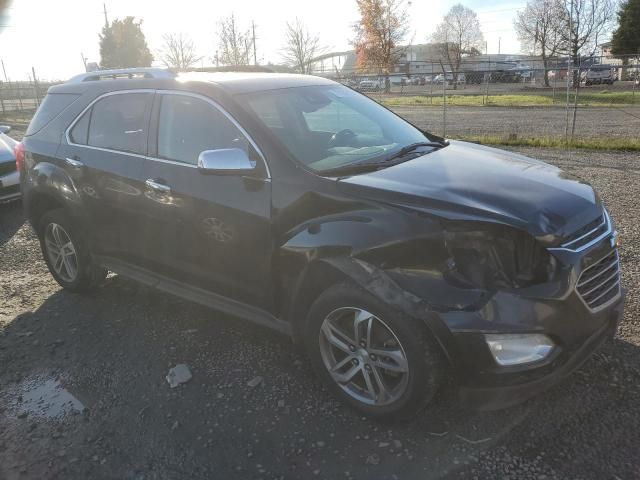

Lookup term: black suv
[19,68,623,419]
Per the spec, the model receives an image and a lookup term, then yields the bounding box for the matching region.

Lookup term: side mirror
[197,148,256,175]
[0,125,11,134]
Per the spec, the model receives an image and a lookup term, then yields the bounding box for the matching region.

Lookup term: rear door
[58,90,154,264]
[139,91,273,309]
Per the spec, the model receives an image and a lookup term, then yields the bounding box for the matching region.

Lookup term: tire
[304,282,445,420]
[38,209,107,292]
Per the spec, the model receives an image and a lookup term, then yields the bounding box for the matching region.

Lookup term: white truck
[358,78,384,91]
[583,66,616,86]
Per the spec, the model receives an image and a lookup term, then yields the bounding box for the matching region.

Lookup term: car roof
[176,72,337,94]
[50,71,338,96]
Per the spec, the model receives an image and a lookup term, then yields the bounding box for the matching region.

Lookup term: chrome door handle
[145,179,171,193]
[65,157,84,168]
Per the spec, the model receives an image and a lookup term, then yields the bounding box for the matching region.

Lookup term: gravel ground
[0,147,639,480]
[388,105,640,139]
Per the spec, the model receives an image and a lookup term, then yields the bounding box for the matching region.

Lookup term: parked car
[433,73,465,85]
[583,66,616,86]
[341,79,359,89]
[358,78,383,91]
[389,75,410,86]
[19,68,624,419]
[489,70,522,83]
[0,125,20,202]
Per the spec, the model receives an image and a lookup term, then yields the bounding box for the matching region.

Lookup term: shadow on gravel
[0,200,24,247]
[1,275,639,479]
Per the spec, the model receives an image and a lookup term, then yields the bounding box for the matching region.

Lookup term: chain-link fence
[0,78,56,116]
[1,55,638,148]
[313,53,640,147]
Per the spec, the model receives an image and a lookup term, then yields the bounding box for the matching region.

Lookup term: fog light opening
[484,333,555,366]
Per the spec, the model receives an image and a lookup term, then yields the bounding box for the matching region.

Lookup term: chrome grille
[550,210,612,253]
[576,250,621,310]
[0,161,16,177]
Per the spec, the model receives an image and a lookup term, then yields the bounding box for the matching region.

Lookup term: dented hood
[337,140,602,238]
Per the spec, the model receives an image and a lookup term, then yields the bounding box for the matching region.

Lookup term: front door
[139,91,273,310]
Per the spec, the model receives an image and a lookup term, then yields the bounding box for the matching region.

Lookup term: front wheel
[304,282,445,420]
[38,209,107,292]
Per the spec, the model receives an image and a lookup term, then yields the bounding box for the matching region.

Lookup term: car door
[58,90,154,265]
[139,91,273,310]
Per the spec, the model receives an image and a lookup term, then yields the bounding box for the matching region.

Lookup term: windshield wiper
[384,141,447,162]
[319,161,390,177]
[319,141,448,177]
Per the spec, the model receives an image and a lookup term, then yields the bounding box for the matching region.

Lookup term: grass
[377,91,639,107]
[455,134,640,151]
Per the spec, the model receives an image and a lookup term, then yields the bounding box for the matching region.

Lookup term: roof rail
[67,67,176,83]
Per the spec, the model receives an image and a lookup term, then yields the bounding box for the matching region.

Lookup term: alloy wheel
[44,223,78,283]
[318,307,410,406]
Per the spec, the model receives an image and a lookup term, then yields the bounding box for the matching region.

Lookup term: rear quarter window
[25,93,80,136]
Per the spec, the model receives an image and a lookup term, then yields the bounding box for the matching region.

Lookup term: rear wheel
[38,209,107,292]
[304,282,445,420]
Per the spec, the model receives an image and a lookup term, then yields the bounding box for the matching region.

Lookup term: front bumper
[457,293,623,410]
[431,235,624,410]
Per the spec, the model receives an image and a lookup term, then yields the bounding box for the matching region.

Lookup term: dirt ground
[1,147,639,480]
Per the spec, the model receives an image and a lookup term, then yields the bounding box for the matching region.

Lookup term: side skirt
[95,255,292,336]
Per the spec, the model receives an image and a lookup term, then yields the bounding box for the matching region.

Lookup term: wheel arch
[25,190,67,233]
[24,162,83,233]
[284,255,457,368]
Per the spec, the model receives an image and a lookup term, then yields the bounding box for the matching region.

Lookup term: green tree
[99,17,153,69]
[611,0,640,57]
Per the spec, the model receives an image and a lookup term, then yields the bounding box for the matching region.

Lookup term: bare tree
[431,4,484,90]
[352,0,410,92]
[282,18,323,74]
[159,33,201,70]
[217,14,253,67]
[515,0,564,86]
[556,0,615,86]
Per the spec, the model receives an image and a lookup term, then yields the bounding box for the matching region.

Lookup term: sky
[0,0,525,81]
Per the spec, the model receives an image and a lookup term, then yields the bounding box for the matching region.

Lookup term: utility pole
[1,59,7,82]
[103,3,109,28]
[498,37,501,55]
[80,53,88,70]
[252,21,257,65]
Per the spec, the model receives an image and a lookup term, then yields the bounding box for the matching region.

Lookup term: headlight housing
[485,333,555,366]
[443,224,557,290]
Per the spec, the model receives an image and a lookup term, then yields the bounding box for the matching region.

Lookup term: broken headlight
[443,225,557,290]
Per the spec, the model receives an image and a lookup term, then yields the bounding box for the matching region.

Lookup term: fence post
[569,58,582,141]
[15,81,23,113]
[563,58,572,146]
[32,67,40,107]
[484,56,491,105]
[551,58,557,104]
[0,82,5,116]
[439,61,447,138]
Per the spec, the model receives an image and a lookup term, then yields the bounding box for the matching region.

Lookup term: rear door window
[69,109,90,145]
[87,93,152,155]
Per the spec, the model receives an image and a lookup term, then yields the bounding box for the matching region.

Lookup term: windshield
[239,85,431,172]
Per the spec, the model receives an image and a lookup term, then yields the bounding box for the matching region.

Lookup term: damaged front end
[442,222,558,292]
